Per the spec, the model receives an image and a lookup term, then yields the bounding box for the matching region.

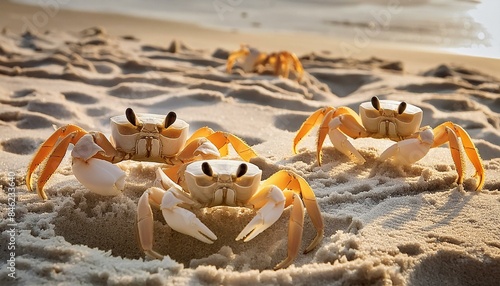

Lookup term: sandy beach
[1,1,500,285]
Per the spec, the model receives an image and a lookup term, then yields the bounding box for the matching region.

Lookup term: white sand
[1,3,500,286]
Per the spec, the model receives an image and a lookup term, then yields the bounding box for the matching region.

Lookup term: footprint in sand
[423,97,477,112]
[27,100,76,119]
[16,113,57,129]
[1,137,42,155]
[62,91,99,104]
[273,113,308,132]
[396,82,463,94]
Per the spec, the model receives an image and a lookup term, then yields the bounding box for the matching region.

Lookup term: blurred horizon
[11,0,500,59]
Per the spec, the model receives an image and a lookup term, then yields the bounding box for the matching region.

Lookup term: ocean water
[13,0,500,59]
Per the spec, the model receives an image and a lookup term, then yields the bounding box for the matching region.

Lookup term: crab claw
[72,158,126,196]
[161,190,217,243]
[380,127,433,165]
[70,134,126,196]
[236,185,286,242]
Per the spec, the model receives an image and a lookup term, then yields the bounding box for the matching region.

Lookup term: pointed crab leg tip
[36,188,48,200]
[274,258,293,270]
[475,177,485,192]
[145,250,164,260]
[304,231,324,254]
[26,180,32,192]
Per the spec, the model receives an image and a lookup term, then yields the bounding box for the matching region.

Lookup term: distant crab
[26,108,257,199]
[137,159,324,270]
[293,96,485,191]
[226,45,304,81]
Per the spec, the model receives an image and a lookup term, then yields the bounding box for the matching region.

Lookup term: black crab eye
[201,162,213,177]
[165,111,176,128]
[236,163,248,178]
[125,108,138,126]
[397,102,407,115]
[371,96,381,111]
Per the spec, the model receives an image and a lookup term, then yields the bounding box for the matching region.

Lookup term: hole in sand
[52,190,320,270]
[309,72,379,97]
[408,250,500,286]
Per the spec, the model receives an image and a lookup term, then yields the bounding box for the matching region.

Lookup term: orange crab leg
[26,124,86,194]
[432,122,485,191]
[262,170,324,269]
[36,130,88,199]
[186,127,215,145]
[279,52,303,81]
[452,125,485,190]
[206,131,257,162]
[316,106,366,164]
[275,190,304,270]
[293,107,335,154]
[317,109,336,165]
[288,52,304,81]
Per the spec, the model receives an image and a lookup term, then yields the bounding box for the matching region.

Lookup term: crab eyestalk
[235,163,248,178]
[397,101,407,115]
[371,96,381,111]
[164,111,176,128]
[126,108,140,126]
[201,161,214,177]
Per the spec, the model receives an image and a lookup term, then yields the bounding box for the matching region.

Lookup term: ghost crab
[26,108,257,200]
[137,159,324,270]
[293,96,485,191]
[226,45,304,81]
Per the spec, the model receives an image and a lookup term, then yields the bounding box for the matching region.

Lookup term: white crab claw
[241,47,261,72]
[236,186,285,242]
[194,139,220,158]
[380,128,434,165]
[72,158,126,196]
[71,134,105,161]
[329,118,365,163]
[161,191,217,243]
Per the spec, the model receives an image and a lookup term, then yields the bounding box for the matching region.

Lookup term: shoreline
[2,1,499,78]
